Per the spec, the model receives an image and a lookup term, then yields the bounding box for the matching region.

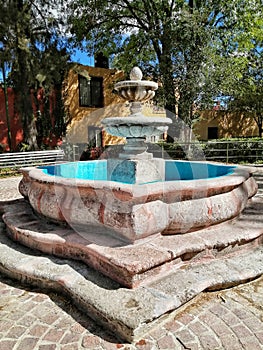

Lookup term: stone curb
[2,197,263,288]
[0,218,262,342]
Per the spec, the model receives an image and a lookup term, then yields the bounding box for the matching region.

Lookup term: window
[79,75,103,107]
[208,127,218,140]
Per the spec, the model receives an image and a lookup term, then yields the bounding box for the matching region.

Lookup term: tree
[0,0,70,150]
[228,48,263,137]
[68,0,262,141]
[0,57,12,151]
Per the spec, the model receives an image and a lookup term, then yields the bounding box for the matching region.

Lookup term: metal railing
[202,140,263,163]
[151,140,263,164]
[43,139,263,165]
[7,138,258,167]
[203,140,263,163]
[0,149,65,170]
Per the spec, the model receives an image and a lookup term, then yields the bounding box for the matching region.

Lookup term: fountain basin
[19,160,258,243]
[102,116,171,138]
[101,115,172,159]
[114,80,158,101]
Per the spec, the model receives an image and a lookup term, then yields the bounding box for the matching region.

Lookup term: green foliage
[0,167,21,178]
[227,48,263,137]
[0,0,70,150]
[68,0,263,139]
[1,1,261,147]
[157,138,263,164]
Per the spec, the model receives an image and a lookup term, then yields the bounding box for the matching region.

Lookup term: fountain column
[102,67,172,184]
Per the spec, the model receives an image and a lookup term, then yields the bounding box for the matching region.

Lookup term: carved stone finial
[130,67,143,81]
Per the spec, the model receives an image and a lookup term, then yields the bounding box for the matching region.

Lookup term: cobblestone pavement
[0,171,262,350]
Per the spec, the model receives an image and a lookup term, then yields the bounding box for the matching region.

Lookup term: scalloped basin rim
[20,162,251,197]
[18,161,258,241]
[114,80,158,89]
[102,116,172,125]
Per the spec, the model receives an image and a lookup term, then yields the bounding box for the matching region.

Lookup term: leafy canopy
[0,0,71,149]
[69,0,263,138]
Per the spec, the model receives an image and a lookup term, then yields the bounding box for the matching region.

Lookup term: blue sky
[70,48,94,66]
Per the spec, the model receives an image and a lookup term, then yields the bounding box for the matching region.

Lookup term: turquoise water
[40,160,108,180]
[165,161,235,180]
[40,160,235,183]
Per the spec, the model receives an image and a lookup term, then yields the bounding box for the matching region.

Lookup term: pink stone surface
[18,164,258,242]
[3,195,263,288]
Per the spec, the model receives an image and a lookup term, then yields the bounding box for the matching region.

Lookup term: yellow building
[63,64,259,148]
[63,64,167,149]
[194,110,259,140]
[63,63,126,147]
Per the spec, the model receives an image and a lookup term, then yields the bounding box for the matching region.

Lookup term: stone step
[2,197,263,288]
[0,220,262,342]
[1,194,263,342]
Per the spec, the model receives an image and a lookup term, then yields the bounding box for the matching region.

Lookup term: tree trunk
[158,40,178,142]
[258,117,263,137]
[14,0,39,150]
[2,63,12,151]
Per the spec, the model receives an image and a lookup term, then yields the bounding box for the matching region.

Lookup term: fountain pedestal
[107,156,165,184]
[102,67,171,184]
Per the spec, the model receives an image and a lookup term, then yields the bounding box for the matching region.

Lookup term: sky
[70,49,94,66]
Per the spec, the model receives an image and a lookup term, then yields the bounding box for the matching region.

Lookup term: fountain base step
[0,197,263,342]
[2,197,263,288]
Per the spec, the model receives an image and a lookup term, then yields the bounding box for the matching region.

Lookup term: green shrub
[157,138,263,163]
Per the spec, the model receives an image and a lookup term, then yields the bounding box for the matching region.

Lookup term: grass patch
[0,168,21,178]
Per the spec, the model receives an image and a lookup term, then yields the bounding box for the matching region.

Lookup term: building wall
[0,65,126,151]
[1,63,260,152]
[64,64,126,145]
[0,87,65,151]
[0,87,23,151]
[194,110,259,140]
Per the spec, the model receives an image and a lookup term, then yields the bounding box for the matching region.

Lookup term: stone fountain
[0,67,262,343]
[15,67,258,243]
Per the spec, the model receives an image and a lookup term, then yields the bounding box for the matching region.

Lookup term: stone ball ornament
[129,66,143,81]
